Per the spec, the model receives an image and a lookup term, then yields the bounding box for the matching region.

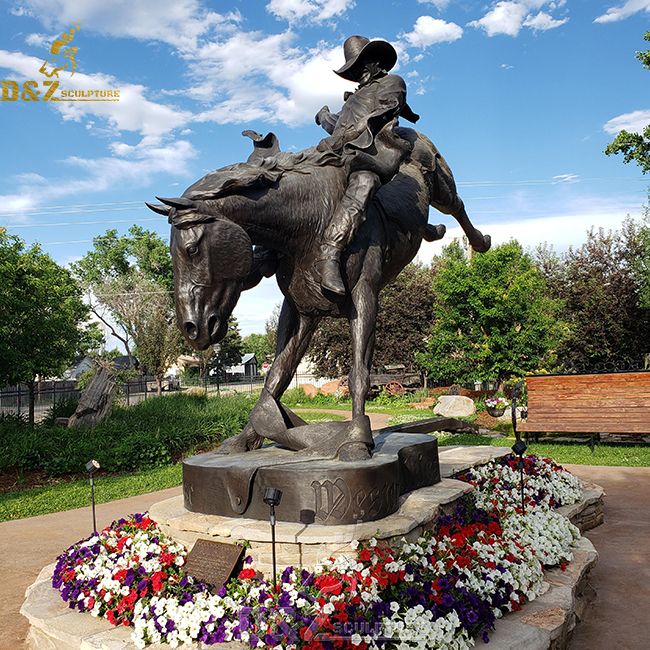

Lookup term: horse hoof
[337,442,372,462]
[472,232,491,253]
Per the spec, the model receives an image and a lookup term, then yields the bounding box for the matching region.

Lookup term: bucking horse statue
[147,126,490,462]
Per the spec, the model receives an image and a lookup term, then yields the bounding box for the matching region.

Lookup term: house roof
[242,353,257,364]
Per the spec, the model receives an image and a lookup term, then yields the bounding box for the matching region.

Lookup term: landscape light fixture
[263,487,283,591]
[85,459,100,534]
[510,382,528,514]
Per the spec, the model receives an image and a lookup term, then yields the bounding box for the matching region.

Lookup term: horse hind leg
[424,150,491,253]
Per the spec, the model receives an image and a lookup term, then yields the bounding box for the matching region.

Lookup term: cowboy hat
[334,35,397,81]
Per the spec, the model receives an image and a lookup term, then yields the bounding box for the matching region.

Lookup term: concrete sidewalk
[566,465,650,650]
[2,456,649,648]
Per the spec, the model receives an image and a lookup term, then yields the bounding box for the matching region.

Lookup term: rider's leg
[316,170,381,295]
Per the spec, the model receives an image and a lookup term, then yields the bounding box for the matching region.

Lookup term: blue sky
[1,0,649,337]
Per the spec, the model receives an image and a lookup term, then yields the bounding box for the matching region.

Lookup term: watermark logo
[1,24,120,102]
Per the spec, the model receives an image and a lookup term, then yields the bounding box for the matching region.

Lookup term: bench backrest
[520,371,650,434]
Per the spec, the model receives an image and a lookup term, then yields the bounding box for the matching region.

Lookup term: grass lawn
[0,464,182,523]
[3,404,648,524]
[434,432,650,467]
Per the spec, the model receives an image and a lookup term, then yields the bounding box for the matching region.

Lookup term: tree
[242,332,273,363]
[309,263,437,378]
[0,230,99,424]
[537,220,650,370]
[72,227,174,359]
[214,317,244,374]
[73,227,184,395]
[605,32,650,173]
[417,241,566,388]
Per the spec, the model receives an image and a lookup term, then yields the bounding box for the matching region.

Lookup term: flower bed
[52,455,581,649]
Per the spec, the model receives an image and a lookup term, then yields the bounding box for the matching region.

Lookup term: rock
[299,383,318,398]
[320,379,348,396]
[54,417,70,427]
[433,395,476,417]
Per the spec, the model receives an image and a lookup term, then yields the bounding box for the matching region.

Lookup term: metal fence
[0,373,334,421]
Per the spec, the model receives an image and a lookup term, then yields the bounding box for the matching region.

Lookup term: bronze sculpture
[147,36,490,464]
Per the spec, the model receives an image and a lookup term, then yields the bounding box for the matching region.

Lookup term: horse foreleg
[219,300,318,454]
[343,274,380,461]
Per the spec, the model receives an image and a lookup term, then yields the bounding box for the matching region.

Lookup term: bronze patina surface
[147,35,490,463]
[182,427,441,525]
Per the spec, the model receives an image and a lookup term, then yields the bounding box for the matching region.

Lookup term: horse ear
[211,220,253,280]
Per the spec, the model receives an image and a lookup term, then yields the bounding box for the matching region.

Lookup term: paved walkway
[2,440,649,649]
[566,465,650,650]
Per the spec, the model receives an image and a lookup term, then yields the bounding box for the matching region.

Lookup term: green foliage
[0,393,253,476]
[604,32,650,173]
[417,241,566,386]
[41,396,80,425]
[71,226,173,292]
[537,220,650,369]
[0,464,183,522]
[0,230,96,423]
[309,263,437,378]
[242,332,273,363]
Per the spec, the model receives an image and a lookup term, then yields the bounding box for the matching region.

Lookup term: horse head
[147,197,253,350]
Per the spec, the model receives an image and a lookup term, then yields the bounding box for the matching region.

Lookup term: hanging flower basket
[486,405,506,417]
[485,396,509,418]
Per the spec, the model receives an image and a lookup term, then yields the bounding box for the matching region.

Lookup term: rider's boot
[315,243,345,295]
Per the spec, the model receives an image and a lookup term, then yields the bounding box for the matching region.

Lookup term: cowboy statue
[313,35,421,295]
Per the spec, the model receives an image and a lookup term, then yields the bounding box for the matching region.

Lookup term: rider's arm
[315,105,340,135]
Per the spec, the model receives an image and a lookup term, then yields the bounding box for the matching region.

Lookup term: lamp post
[263,487,283,592]
[85,459,100,534]
[510,381,527,514]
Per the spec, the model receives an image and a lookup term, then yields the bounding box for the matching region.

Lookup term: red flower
[359,548,372,562]
[238,568,256,580]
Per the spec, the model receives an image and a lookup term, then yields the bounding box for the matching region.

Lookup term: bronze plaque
[184,539,244,590]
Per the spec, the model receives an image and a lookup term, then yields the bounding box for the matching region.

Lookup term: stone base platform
[21,446,605,650]
[154,446,509,574]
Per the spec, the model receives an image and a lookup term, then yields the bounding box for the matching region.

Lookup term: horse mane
[183,147,344,204]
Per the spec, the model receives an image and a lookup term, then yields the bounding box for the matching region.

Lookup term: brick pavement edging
[20,449,604,650]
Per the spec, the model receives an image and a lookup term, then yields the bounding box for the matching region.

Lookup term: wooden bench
[520,371,650,440]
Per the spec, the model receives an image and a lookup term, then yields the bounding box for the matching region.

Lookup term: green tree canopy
[242,332,273,363]
[309,263,437,378]
[417,241,566,387]
[0,230,100,422]
[605,32,650,173]
[536,219,650,370]
[72,226,182,393]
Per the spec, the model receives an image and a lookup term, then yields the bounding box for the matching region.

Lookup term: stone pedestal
[21,446,605,650]
[154,446,510,576]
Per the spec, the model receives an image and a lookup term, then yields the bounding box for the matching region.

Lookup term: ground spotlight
[263,487,283,591]
[86,459,100,534]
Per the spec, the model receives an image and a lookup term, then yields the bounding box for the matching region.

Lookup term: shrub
[0,393,254,477]
[41,395,80,425]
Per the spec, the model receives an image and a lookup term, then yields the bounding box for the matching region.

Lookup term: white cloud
[469,1,568,37]
[11,0,241,51]
[500,63,514,69]
[24,32,52,47]
[594,0,650,23]
[523,11,568,30]
[603,110,650,134]
[402,16,463,48]
[0,50,191,140]
[266,0,353,23]
[0,138,197,223]
[417,0,450,9]
[552,173,579,184]
[190,33,353,126]
[416,208,642,262]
